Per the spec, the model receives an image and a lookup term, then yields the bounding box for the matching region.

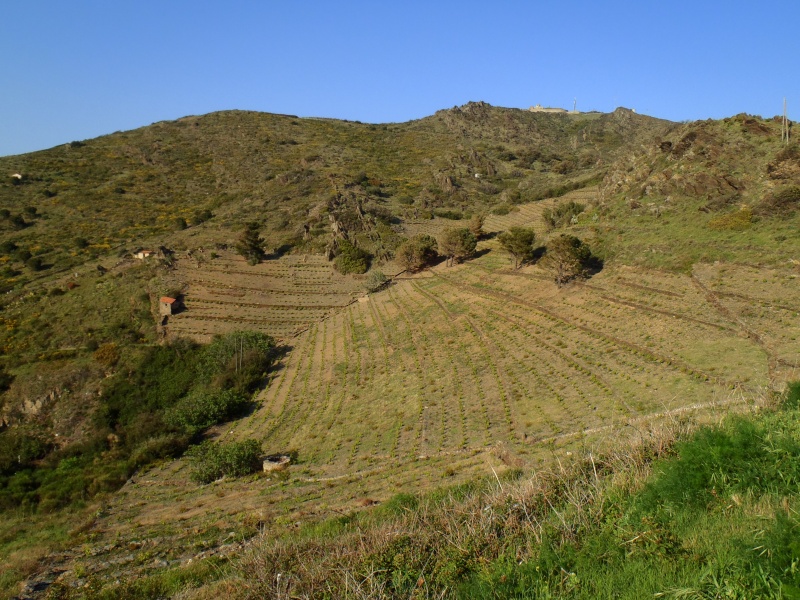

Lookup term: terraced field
[167,252,367,342]
[71,191,798,581]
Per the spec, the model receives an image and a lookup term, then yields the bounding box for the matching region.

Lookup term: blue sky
[2,1,798,156]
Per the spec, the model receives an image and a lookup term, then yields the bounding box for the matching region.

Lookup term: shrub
[25,256,43,271]
[636,414,800,512]
[708,207,753,230]
[93,343,120,368]
[491,204,511,216]
[334,239,370,274]
[191,209,213,225]
[433,209,463,220]
[0,427,51,475]
[542,200,585,230]
[468,214,485,238]
[365,270,388,292]
[197,330,277,393]
[128,434,189,469]
[187,439,262,484]
[165,388,250,436]
[756,186,800,217]
[395,234,438,272]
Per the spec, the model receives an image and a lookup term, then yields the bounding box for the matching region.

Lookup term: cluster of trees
[394,227,479,272]
[496,227,599,285]
[231,211,597,288]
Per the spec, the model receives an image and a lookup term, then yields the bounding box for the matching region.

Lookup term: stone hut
[159,296,181,316]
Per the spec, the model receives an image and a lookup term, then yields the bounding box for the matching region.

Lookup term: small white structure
[135,249,155,260]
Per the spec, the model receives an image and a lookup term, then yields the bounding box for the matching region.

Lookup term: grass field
[44,190,798,590]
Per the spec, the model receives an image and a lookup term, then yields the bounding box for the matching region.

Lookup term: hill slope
[1,104,799,597]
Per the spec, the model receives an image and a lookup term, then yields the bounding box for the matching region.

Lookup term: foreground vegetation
[71,382,800,599]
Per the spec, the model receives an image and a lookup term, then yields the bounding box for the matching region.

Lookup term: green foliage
[334,239,371,274]
[468,213,485,238]
[438,227,477,266]
[187,439,261,484]
[541,234,599,286]
[364,270,388,292]
[0,365,13,392]
[542,199,585,230]
[433,209,463,220]
[164,389,250,436]
[0,427,51,476]
[490,203,512,215]
[636,414,800,512]
[708,207,753,230]
[196,330,277,393]
[497,227,537,269]
[235,221,266,265]
[25,256,43,271]
[395,234,438,272]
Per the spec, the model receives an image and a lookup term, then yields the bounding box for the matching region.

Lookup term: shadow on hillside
[586,255,605,278]
[267,244,294,260]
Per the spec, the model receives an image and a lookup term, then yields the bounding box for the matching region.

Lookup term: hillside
[0,104,799,598]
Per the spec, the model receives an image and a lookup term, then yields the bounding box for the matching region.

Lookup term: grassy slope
[89,384,800,599]
[0,106,799,597]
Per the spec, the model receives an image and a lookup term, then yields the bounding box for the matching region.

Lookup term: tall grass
[212,385,800,599]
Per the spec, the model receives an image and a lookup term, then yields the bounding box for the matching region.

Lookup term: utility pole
[782,98,789,144]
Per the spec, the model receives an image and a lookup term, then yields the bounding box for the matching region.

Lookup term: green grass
[216,384,800,599]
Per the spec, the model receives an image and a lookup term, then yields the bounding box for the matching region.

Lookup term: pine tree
[235,222,266,265]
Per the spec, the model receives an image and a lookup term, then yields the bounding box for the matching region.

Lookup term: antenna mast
[573,97,577,112]
[782,98,789,144]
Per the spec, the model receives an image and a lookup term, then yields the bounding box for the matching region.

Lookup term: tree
[235,222,266,265]
[395,234,438,272]
[438,228,477,267]
[541,234,599,286]
[334,239,371,274]
[497,227,536,269]
[468,214,485,239]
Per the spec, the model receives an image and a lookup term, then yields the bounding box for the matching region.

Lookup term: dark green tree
[497,227,537,269]
[438,228,477,267]
[541,234,599,286]
[334,239,370,274]
[235,222,266,265]
[395,234,438,272]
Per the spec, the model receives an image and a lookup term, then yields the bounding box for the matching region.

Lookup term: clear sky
[2,1,799,157]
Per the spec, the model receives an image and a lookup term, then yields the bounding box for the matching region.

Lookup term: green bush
[438,228,477,266]
[165,389,250,436]
[128,434,189,469]
[235,221,266,265]
[636,415,800,512]
[395,234,438,272]
[334,239,371,274]
[542,200,585,230]
[196,330,277,393]
[187,439,262,484]
[433,209,463,220]
[0,428,51,475]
